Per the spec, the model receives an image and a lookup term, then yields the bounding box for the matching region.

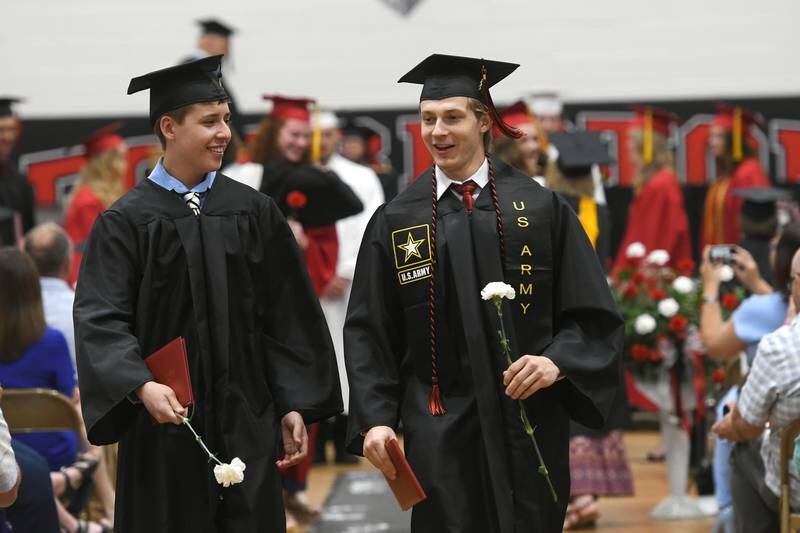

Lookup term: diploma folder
[144,337,193,407]
[384,438,426,510]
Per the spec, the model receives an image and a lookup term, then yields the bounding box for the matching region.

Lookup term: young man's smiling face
[163,100,231,175]
[420,96,489,180]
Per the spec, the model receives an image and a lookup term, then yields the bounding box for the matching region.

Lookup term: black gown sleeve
[258,199,343,424]
[343,206,404,454]
[544,194,624,429]
[73,211,153,445]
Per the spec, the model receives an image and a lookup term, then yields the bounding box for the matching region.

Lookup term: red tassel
[429,383,446,416]
[481,65,523,140]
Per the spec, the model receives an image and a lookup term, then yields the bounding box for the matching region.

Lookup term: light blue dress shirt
[147,158,216,207]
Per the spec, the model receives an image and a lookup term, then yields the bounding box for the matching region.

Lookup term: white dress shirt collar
[435,158,489,200]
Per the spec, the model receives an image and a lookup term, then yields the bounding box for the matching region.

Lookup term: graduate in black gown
[73,56,342,533]
[344,54,624,533]
[0,97,35,237]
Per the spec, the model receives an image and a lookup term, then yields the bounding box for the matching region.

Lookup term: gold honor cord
[643,107,654,164]
[578,196,599,249]
[311,104,322,163]
[732,106,743,162]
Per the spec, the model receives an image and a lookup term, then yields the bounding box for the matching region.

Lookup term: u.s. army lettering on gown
[392,223,433,284]
[513,199,533,315]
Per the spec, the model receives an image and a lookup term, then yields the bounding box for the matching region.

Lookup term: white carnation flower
[657,298,680,318]
[719,264,735,283]
[672,276,695,295]
[481,282,516,301]
[214,457,246,487]
[634,314,657,335]
[645,249,670,266]
[626,242,646,258]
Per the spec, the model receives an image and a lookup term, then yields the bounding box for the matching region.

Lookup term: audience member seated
[700,221,800,531]
[712,248,800,533]
[23,223,76,366]
[0,247,110,533]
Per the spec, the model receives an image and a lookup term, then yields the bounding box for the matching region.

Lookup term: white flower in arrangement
[719,264,735,283]
[645,249,670,266]
[626,242,647,258]
[481,282,516,301]
[657,298,680,318]
[672,276,695,295]
[213,457,246,488]
[634,314,657,335]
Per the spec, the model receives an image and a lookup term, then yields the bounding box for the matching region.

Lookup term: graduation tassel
[643,107,654,164]
[311,103,322,163]
[480,65,523,139]
[732,106,743,162]
[428,165,445,416]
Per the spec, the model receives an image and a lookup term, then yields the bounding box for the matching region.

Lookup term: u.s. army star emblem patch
[391,224,432,284]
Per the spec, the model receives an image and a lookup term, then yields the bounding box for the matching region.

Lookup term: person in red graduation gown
[614,107,692,272]
[63,122,127,283]
[701,103,769,249]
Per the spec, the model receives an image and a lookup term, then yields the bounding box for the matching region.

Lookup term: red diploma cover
[144,337,193,407]
[384,438,426,510]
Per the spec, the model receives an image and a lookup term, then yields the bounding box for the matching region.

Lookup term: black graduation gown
[74,174,342,533]
[344,159,624,533]
[0,161,35,233]
[557,192,630,437]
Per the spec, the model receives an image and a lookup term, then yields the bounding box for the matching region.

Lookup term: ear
[160,115,177,142]
[478,113,492,134]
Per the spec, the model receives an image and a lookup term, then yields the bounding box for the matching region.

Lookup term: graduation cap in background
[83,121,126,159]
[127,55,229,128]
[262,95,315,123]
[495,100,549,151]
[198,19,235,38]
[0,97,22,118]
[712,103,765,162]
[527,92,563,118]
[398,53,523,139]
[734,187,793,221]
[263,164,363,227]
[628,106,680,164]
[549,131,613,178]
[340,118,376,140]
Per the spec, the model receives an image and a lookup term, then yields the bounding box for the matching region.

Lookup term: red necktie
[450,180,478,212]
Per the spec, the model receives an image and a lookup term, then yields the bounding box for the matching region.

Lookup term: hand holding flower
[503,355,560,400]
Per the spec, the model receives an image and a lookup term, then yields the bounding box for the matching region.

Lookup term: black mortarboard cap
[127,55,229,128]
[734,187,793,221]
[399,54,518,103]
[340,118,376,140]
[549,131,614,178]
[198,19,235,37]
[0,97,22,118]
[398,54,522,138]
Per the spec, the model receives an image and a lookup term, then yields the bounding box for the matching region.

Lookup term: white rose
[481,281,516,301]
[626,242,646,258]
[214,457,246,487]
[719,264,735,283]
[634,314,657,335]
[657,298,680,318]
[645,249,670,266]
[672,276,695,295]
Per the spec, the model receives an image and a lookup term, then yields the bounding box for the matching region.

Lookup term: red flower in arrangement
[711,368,726,385]
[631,344,651,361]
[632,271,646,284]
[721,292,740,311]
[649,288,667,301]
[669,315,689,336]
[649,349,663,362]
[286,190,308,209]
[677,258,696,276]
[623,284,639,299]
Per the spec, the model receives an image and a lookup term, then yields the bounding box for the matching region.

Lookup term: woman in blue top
[700,221,800,532]
[0,247,112,533]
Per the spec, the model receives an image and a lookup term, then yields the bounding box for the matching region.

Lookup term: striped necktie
[182,191,202,216]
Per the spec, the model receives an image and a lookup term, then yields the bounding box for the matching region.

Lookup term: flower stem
[493,297,558,503]
[177,413,223,466]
